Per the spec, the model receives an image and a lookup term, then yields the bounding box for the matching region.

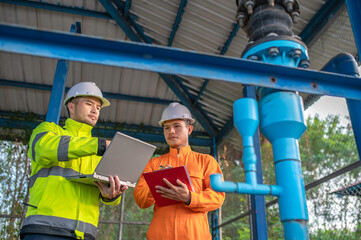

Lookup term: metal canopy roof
[0,0,359,153]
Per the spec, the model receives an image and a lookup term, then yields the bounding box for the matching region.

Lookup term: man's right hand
[106,140,111,149]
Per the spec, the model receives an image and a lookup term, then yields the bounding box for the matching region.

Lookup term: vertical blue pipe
[259,91,309,240]
[244,39,310,239]
[345,0,361,161]
[45,23,80,123]
[321,53,361,160]
[243,85,268,240]
[211,137,220,240]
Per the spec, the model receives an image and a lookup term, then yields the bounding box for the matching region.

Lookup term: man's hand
[95,175,128,200]
[155,178,191,205]
[106,140,111,149]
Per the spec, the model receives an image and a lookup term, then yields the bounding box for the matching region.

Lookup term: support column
[45,22,81,123]
[345,0,361,161]
[243,85,267,240]
[211,137,220,240]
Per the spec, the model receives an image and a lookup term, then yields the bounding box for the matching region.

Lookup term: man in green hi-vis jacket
[20,82,128,240]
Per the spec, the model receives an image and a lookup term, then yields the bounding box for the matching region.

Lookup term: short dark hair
[162,119,191,128]
[66,97,81,117]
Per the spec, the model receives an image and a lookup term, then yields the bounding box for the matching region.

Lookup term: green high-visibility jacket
[20,118,121,240]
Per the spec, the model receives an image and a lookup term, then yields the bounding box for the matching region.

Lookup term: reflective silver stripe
[29,166,80,189]
[31,132,48,162]
[23,214,98,238]
[58,136,70,161]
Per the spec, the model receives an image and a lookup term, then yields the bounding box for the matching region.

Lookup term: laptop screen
[95,132,156,184]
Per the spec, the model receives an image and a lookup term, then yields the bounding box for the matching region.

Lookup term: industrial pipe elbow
[210,173,237,193]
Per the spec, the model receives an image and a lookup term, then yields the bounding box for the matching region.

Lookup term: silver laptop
[66,132,156,187]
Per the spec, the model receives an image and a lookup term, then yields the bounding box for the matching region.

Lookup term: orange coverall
[134,145,225,240]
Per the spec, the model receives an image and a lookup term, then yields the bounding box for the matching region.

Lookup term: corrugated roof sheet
[0,0,359,152]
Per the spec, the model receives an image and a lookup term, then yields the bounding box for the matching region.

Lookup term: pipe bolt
[247,55,259,61]
[237,12,246,27]
[268,47,280,56]
[244,0,255,15]
[268,0,275,7]
[291,11,299,24]
[299,59,310,68]
[291,49,302,59]
[283,0,294,12]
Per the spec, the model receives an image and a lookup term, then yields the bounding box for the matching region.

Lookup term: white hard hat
[63,82,110,107]
[159,102,195,126]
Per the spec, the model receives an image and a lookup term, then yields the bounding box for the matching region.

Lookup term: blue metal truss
[99,0,217,136]
[168,0,187,47]
[0,79,173,105]
[46,23,81,124]
[1,0,349,142]
[0,0,112,20]
[1,24,360,98]
[98,0,141,42]
[0,111,211,146]
[299,0,345,45]
[124,0,131,18]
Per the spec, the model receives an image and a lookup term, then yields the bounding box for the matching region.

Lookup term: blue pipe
[210,98,282,197]
[321,53,361,161]
[212,38,311,239]
[251,38,310,239]
[210,174,282,196]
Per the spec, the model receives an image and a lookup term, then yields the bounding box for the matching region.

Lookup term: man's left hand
[95,175,128,200]
[155,179,191,205]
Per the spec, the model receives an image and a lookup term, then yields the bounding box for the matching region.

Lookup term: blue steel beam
[346,0,361,56]
[299,0,345,45]
[1,24,361,100]
[46,23,80,124]
[124,0,131,18]
[0,79,172,105]
[2,0,217,136]
[159,73,217,136]
[194,79,209,105]
[0,111,211,146]
[215,117,233,144]
[0,111,208,137]
[243,85,267,240]
[195,23,240,106]
[105,0,217,136]
[111,0,153,44]
[219,23,240,55]
[168,0,187,47]
[98,0,140,42]
[46,60,68,123]
[0,0,112,20]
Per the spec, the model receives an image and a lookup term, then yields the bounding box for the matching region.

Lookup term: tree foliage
[0,140,30,240]
[218,114,360,239]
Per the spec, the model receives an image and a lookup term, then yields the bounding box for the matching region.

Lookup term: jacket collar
[169,145,192,158]
[64,118,93,137]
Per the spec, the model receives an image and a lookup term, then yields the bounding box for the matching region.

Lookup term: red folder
[143,165,194,207]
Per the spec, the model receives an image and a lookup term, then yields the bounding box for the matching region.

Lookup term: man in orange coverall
[134,102,225,240]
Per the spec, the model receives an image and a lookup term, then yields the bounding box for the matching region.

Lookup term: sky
[304,96,350,126]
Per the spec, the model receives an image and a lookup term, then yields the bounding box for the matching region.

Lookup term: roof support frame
[99,0,217,136]
[1,24,360,99]
[0,113,212,146]
[168,0,188,47]
[299,0,345,46]
[0,79,173,105]
[0,0,113,19]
